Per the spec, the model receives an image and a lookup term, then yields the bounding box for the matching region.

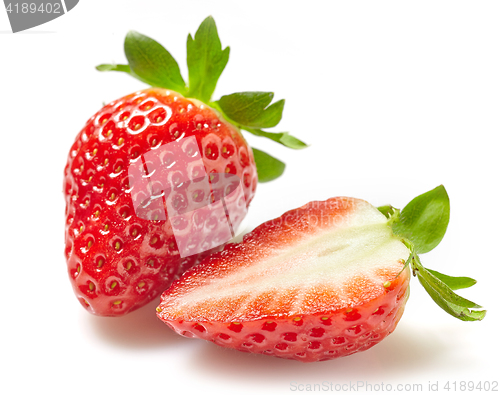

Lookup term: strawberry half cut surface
[157,186,485,362]
[64,17,306,316]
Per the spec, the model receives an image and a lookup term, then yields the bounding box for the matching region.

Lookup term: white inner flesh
[174,202,410,316]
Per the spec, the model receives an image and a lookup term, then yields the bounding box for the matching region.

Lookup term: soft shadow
[188,325,452,383]
[87,296,182,349]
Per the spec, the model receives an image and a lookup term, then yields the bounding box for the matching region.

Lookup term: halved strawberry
[64,17,307,316]
[156,186,485,362]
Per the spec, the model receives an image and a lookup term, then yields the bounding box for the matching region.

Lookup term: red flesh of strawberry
[64,88,257,316]
[157,197,410,362]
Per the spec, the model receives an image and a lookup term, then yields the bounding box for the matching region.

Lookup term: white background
[1,1,498,394]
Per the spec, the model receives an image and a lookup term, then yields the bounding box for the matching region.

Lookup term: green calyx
[96,16,307,183]
[379,185,486,322]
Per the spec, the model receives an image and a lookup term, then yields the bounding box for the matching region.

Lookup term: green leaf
[96,64,131,73]
[187,16,230,102]
[96,62,151,87]
[412,255,485,321]
[124,31,187,94]
[426,268,477,290]
[217,92,285,129]
[392,185,450,254]
[252,147,285,183]
[251,99,285,128]
[418,267,480,309]
[417,274,486,321]
[218,92,272,124]
[217,92,301,149]
[279,132,308,149]
[243,128,308,150]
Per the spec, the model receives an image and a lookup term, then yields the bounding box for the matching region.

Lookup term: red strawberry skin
[157,197,410,362]
[64,88,258,316]
[161,280,408,362]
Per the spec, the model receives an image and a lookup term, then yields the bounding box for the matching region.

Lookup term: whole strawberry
[64,17,306,316]
[157,186,485,362]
